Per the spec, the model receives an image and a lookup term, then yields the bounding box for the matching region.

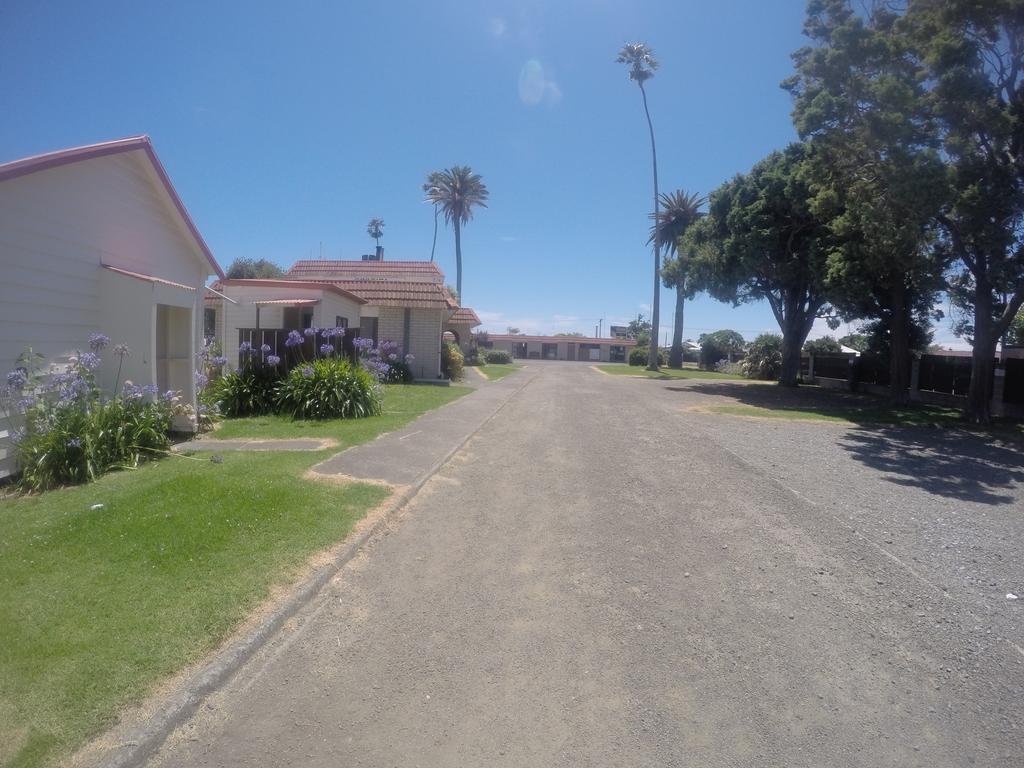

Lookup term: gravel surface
[149,363,1024,768]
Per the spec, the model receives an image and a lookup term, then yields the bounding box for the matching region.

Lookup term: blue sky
[0,0,965,347]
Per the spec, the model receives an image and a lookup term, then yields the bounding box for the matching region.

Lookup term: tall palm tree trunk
[454,217,463,300]
[640,82,661,371]
[669,280,685,368]
[430,203,439,262]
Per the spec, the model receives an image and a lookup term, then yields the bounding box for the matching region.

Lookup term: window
[542,343,558,360]
[203,308,216,339]
[301,309,314,329]
[335,315,348,328]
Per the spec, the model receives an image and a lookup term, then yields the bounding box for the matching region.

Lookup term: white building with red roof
[205,253,482,379]
[0,136,223,476]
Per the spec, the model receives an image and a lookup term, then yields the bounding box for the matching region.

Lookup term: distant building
[484,334,635,363]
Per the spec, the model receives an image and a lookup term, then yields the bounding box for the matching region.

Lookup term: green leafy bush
[743,333,783,380]
[484,349,511,364]
[5,338,183,491]
[209,368,281,417]
[442,342,464,381]
[276,359,381,419]
[629,346,666,366]
[699,329,746,370]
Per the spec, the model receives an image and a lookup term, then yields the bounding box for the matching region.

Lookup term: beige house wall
[373,306,444,380]
[489,338,631,363]
[0,150,213,479]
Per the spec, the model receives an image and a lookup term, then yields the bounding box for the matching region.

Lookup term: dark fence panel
[918,354,974,396]
[237,328,356,373]
[813,352,857,380]
[1005,357,1024,405]
[857,353,891,387]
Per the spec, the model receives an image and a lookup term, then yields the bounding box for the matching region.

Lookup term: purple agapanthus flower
[353,337,375,353]
[404,353,415,364]
[266,355,281,366]
[239,341,253,354]
[194,371,209,389]
[67,437,82,448]
[285,330,304,347]
[260,343,272,354]
[78,352,102,371]
[321,327,333,339]
[113,343,131,358]
[17,396,35,412]
[304,327,318,338]
[162,390,177,401]
[6,369,28,389]
[301,365,314,378]
[10,428,25,446]
[319,344,334,356]
[88,332,110,351]
[122,382,144,400]
[212,355,227,367]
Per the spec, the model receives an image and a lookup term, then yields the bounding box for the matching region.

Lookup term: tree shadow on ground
[677,382,1024,505]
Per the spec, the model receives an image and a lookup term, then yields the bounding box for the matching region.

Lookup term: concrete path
[310,368,531,486]
[174,438,334,452]
[149,362,1024,768]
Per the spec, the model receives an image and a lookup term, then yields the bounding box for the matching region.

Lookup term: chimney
[376,245,384,260]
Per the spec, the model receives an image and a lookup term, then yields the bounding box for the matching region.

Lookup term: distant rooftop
[286,260,445,284]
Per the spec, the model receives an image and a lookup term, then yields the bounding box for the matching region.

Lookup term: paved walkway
[174,438,334,452]
[148,362,1023,768]
[310,368,532,486]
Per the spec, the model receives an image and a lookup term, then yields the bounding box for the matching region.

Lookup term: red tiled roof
[286,260,444,283]
[214,279,367,304]
[448,307,481,326]
[487,334,637,346]
[327,280,457,309]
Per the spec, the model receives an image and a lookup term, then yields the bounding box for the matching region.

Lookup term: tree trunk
[454,218,463,301]
[640,82,661,371]
[668,280,685,368]
[888,281,911,406]
[967,287,995,424]
[780,323,803,387]
[430,203,439,263]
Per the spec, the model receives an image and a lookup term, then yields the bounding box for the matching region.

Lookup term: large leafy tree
[225,258,283,279]
[650,189,705,368]
[424,167,489,300]
[693,143,836,386]
[785,0,948,404]
[904,0,1024,422]
[617,42,663,371]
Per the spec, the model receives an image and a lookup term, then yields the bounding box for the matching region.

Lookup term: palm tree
[617,42,662,371]
[422,172,445,262]
[424,166,489,299]
[650,189,705,368]
[367,218,385,249]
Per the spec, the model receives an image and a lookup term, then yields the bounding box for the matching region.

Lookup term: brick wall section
[372,307,441,379]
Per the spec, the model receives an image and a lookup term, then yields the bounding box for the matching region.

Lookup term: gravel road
[150,363,1024,768]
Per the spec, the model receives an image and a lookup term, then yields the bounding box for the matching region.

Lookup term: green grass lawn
[477,363,520,381]
[705,402,1024,436]
[211,383,470,441]
[0,383,469,768]
[703,402,967,427]
[595,364,750,381]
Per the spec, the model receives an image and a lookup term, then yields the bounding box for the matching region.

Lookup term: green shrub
[276,359,381,419]
[743,333,783,380]
[209,368,281,417]
[383,360,414,383]
[629,346,666,366]
[484,349,511,364]
[442,342,464,381]
[5,338,182,491]
[698,329,746,370]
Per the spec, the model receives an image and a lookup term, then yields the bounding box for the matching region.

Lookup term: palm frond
[647,189,706,255]
[423,166,489,226]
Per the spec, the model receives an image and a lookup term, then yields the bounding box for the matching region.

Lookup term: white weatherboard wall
[0,149,212,478]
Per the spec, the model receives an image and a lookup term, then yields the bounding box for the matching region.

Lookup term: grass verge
[595,364,750,381]
[0,383,469,768]
[704,402,969,428]
[477,364,519,381]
